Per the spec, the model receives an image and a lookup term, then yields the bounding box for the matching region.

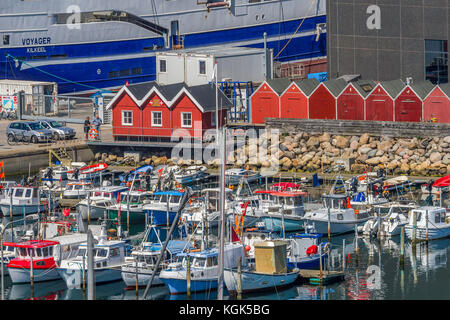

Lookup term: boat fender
[306,245,318,256]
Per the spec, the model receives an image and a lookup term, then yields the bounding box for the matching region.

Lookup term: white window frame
[159,59,167,73]
[151,111,163,127]
[199,60,206,75]
[181,112,192,128]
[121,110,133,126]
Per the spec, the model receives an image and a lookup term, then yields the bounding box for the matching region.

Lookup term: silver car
[6,121,53,143]
[37,120,76,140]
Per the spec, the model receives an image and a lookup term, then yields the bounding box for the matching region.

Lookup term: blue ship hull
[287,254,327,270]
[161,277,218,295]
[0,16,326,94]
[146,209,177,226]
[261,216,305,232]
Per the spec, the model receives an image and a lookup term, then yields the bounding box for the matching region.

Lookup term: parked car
[37,119,76,140]
[6,121,53,143]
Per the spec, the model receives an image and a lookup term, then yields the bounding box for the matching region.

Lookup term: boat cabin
[409,207,447,227]
[321,194,350,210]
[119,191,151,206]
[7,240,60,269]
[288,233,322,260]
[75,241,128,268]
[202,188,234,211]
[4,187,39,204]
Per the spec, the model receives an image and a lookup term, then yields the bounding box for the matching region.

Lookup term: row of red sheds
[250,77,450,124]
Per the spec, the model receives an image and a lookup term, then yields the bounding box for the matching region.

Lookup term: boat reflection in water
[8,280,67,300]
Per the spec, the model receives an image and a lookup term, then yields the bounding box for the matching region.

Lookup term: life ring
[382,190,390,198]
[89,128,99,140]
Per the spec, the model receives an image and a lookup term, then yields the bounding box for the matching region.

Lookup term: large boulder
[319,132,330,142]
[359,133,370,145]
[306,136,320,147]
[430,152,442,163]
[335,135,349,149]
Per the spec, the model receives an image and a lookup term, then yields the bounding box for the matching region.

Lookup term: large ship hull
[0,0,326,94]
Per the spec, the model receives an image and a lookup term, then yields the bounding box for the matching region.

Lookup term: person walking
[92,114,103,141]
[84,116,90,141]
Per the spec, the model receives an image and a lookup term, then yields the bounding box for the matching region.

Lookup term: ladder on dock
[47,140,76,167]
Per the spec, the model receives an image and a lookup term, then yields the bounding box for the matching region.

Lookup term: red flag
[231,226,240,242]
[0,172,4,179]
[63,208,71,217]
[0,161,3,167]
[117,193,121,220]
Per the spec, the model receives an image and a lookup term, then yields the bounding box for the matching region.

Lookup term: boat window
[27,248,35,257]
[94,192,102,197]
[415,212,422,222]
[49,246,53,256]
[96,249,108,257]
[14,189,24,197]
[75,185,83,190]
[153,195,161,202]
[193,257,206,268]
[25,189,32,198]
[170,195,180,204]
[440,212,446,223]
[285,198,294,206]
[19,247,27,257]
[102,261,107,267]
[77,248,87,257]
[104,192,111,198]
[42,247,49,257]
[294,196,303,206]
[35,248,42,257]
[337,214,344,221]
[160,195,168,203]
[110,248,120,257]
[207,256,218,267]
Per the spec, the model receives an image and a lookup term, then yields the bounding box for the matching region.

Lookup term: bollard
[186,254,191,299]
[237,256,242,300]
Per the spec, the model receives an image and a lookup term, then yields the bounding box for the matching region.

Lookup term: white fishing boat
[62,181,94,199]
[225,168,261,186]
[76,186,128,220]
[174,165,208,184]
[362,202,418,237]
[405,207,450,240]
[302,194,372,235]
[0,181,16,200]
[57,226,130,288]
[67,163,108,181]
[121,240,193,288]
[40,162,86,182]
[0,186,58,216]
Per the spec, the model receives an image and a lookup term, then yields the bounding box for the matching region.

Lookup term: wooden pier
[298,270,345,285]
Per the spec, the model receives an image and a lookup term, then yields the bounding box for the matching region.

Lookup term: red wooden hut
[336,80,375,120]
[106,81,231,141]
[250,78,291,124]
[279,78,318,119]
[423,83,450,123]
[395,81,433,122]
[365,80,405,121]
[308,79,347,119]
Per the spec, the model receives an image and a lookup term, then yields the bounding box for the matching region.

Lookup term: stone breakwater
[92,132,450,176]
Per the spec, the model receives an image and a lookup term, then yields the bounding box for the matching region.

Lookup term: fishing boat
[57,227,130,288]
[121,240,193,288]
[258,191,308,233]
[239,228,274,260]
[119,164,153,183]
[0,186,58,216]
[1,242,17,267]
[76,186,128,220]
[40,162,87,182]
[224,241,298,295]
[159,243,244,295]
[144,190,186,226]
[286,231,328,270]
[67,163,108,181]
[0,181,16,200]
[107,190,152,224]
[362,202,418,238]
[345,172,384,193]
[405,206,450,240]
[7,240,61,283]
[182,188,234,229]
[421,175,450,194]
[174,165,208,184]
[302,194,372,235]
[225,168,261,186]
[62,181,94,199]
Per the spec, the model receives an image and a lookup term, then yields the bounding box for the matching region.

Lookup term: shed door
[396,100,421,122]
[368,100,389,121]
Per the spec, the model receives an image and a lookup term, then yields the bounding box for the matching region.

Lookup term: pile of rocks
[92,152,175,167]
[228,132,450,176]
